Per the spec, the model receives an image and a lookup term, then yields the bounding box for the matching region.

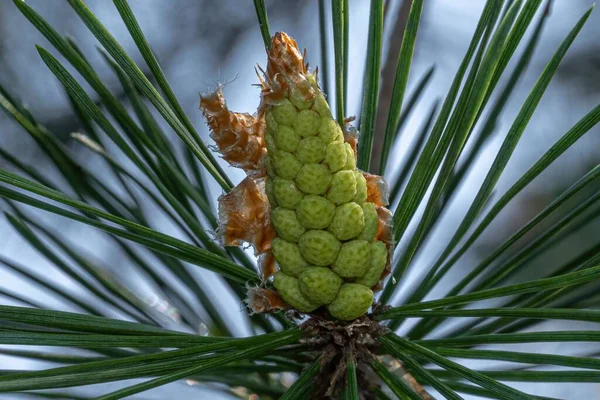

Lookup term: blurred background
[0,0,599,398]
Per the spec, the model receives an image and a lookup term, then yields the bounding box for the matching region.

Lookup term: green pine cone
[295,163,331,194]
[298,230,341,266]
[271,151,302,180]
[324,142,347,172]
[294,109,320,138]
[273,272,319,312]
[358,202,378,241]
[272,99,298,126]
[296,195,336,229]
[263,75,388,319]
[343,143,356,170]
[265,178,277,207]
[332,240,370,278]
[299,267,342,305]
[329,202,365,240]
[327,170,358,205]
[318,118,344,144]
[296,137,326,164]
[271,207,306,243]
[273,178,303,210]
[265,132,277,154]
[355,241,388,288]
[274,125,300,153]
[265,110,278,132]
[272,238,312,277]
[290,87,315,110]
[312,94,331,117]
[354,171,368,204]
[327,283,374,320]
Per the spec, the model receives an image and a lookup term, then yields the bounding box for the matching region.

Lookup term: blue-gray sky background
[1,1,599,399]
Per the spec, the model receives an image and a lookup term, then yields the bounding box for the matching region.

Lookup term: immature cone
[201,32,393,321]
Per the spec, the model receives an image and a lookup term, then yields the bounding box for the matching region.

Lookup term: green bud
[265,178,277,206]
[272,99,298,126]
[273,178,303,210]
[299,267,342,305]
[273,272,319,312]
[312,94,331,117]
[265,110,278,133]
[274,125,300,153]
[289,86,315,110]
[327,283,374,320]
[265,155,276,177]
[264,133,277,154]
[295,164,332,195]
[296,195,335,229]
[358,202,378,241]
[343,143,356,170]
[353,171,368,203]
[299,230,341,266]
[327,170,357,205]
[272,238,311,277]
[271,151,302,180]
[323,142,347,173]
[329,202,365,240]
[355,241,388,288]
[332,240,370,278]
[293,109,321,138]
[295,136,326,164]
[318,118,344,144]
[271,207,306,243]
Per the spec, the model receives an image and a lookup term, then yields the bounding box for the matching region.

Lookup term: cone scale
[201,32,392,321]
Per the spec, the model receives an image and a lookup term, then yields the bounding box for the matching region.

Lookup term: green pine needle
[0,0,599,398]
[357,0,384,171]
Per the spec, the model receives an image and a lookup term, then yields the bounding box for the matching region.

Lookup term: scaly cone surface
[201,32,393,321]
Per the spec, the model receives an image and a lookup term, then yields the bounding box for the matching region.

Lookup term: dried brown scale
[244,286,286,314]
[258,252,277,280]
[364,172,391,209]
[200,89,266,177]
[216,177,275,254]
